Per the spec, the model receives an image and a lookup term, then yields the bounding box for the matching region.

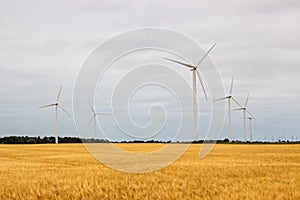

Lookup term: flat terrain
[0,144,299,199]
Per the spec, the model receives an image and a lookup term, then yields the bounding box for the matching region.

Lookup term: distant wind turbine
[214,77,241,142]
[232,94,254,142]
[89,103,109,138]
[39,86,71,144]
[163,43,216,141]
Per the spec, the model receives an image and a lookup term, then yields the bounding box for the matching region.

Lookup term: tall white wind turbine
[214,78,241,142]
[232,94,254,142]
[39,86,71,144]
[89,103,109,138]
[163,43,216,141]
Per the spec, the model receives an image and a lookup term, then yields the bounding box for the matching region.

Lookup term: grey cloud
[0,0,299,141]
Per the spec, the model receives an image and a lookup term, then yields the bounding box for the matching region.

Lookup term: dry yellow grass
[0,144,299,199]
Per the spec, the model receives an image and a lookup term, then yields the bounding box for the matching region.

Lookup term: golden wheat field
[0,144,299,200]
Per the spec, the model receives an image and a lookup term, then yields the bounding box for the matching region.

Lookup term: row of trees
[1,136,299,144]
[0,137,229,144]
[0,136,82,144]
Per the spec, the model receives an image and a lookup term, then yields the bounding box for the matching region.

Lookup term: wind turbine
[88,103,109,139]
[39,86,71,144]
[232,94,254,142]
[247,117,253,143]
[214,77,241,142]
[163,43,216,141]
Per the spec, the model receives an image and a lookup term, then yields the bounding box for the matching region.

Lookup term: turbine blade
[231,108,243,111]
[58,104,71,118]
[89,115,95,125]
[39,103,56,109]
[96,113,110,115]
[56,85,62,102]
[245,94,249,107]
[229,77,234,95]
[196,70,208,100]
[89,103,95,114]
[246,109,255,119]
[163,57,194,68]
[214,97,227,102]
[196,43,216,67]
[231,97,243,108]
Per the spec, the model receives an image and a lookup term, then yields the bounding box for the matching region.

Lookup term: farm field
[0,144,299,200]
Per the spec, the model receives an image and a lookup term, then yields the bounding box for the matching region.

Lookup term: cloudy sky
[0,0,299,141]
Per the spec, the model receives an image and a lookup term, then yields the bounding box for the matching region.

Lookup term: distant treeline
[0,136,82,144]
[0,136,299,144]
[0,137,229,144]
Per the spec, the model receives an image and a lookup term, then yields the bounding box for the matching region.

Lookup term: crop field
[0,144,299,199]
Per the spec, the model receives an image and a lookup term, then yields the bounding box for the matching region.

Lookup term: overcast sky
[0,0,300,141]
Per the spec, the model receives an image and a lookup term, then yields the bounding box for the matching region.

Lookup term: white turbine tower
[215,78,241,142]
[247,117,253,143]
[89,103,109,139]
[163,43,216,141]
[232,94,254,142]
[39,86,71,144]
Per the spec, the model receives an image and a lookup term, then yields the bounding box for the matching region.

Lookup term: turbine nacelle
[190,67,197,71]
